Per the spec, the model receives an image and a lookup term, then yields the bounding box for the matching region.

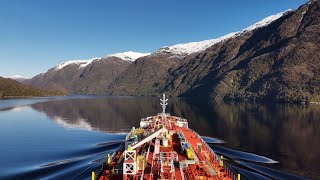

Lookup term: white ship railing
[140,142,151,180]
[179,162,186,180]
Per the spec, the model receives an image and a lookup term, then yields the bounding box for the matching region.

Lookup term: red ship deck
[95,94,239,180]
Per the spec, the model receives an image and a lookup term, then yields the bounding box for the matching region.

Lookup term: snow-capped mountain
[107,51,150,61]
[9,75,29,82]
[108,0,320,102]
[28,0,320,104]
[155,10,292,56]
[43,10,291,74]
[29,9,295,95]
[55,58,101,70]
[28,57,132,94]
[54,51,149,71]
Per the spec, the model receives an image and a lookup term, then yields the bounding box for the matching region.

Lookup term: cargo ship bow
[94,94,240,180]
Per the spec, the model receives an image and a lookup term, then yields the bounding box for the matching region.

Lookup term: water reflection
[208,103,320,179]
[30,97,319,179]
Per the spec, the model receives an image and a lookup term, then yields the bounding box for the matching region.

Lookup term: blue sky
[0,0,307,78]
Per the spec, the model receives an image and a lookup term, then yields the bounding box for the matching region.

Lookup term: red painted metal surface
[96,95,237,180]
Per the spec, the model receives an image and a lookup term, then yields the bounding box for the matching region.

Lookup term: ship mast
[160,93,168,114]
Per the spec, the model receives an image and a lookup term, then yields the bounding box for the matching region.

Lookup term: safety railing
[140,142,151,180]
[223,160,240,180]
[188,128,241,180]
[179,161,187,180]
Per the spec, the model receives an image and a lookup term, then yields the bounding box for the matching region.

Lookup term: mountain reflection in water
[29,97,319,179]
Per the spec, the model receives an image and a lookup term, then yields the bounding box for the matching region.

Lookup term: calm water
[0,96,318,179]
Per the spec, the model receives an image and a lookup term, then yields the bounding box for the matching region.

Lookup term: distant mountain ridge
[0,77,63,98]
[28,0,320,103]
[28,56,132,94]
[9,75,29,82]
[53,51,149,71]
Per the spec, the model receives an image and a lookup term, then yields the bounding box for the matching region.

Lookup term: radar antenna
[160,94,168,114]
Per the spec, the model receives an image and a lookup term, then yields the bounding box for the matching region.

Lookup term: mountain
[9,75,29,82]
[28,1,320,103]
[107,51,151,61]
[108,1,320,103]
[107,53,185,96]
[28,52,149,94]
[175,0,320,103]
[0,76,63,98]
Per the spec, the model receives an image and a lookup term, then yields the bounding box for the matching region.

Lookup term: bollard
[107,154,111,164]
[219,155,224,167]
[237,173,241,180]
[92,171,95,180]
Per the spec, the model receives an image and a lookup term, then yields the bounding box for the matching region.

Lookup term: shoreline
[1,95,320,105]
